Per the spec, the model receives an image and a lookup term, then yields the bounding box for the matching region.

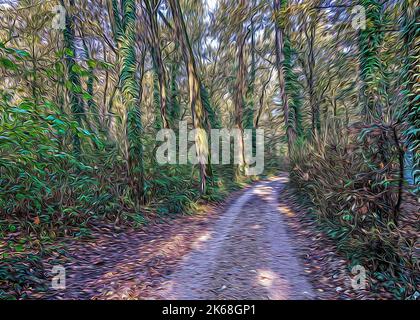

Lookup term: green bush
[290,119,418,298]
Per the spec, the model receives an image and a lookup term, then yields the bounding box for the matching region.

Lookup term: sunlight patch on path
[152,176,315,300]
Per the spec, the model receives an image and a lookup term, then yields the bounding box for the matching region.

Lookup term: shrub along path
[36,175,371,300]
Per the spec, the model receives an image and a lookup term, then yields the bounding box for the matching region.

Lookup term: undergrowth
[0,92,280,299]
[290,120,419,299]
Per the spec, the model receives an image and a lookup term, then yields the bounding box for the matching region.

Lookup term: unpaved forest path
[46,175,316,300]
[151,176,314,299]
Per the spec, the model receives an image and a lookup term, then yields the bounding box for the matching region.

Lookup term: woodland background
[0,0,418,299]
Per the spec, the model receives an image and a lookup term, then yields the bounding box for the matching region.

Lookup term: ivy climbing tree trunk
[284,37,303,139]
[61,0,85,158]
[358,0,385,122]
[273,0,296,155]
[168,62,181,126]
[115,0,145,206]
[80,29,102,136]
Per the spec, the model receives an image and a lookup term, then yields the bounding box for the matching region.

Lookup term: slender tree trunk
[145,0,169,129]
[234,29,249,176]
[167,0,209,193]
[61,0,85,158]
[168,62,181,126]
[137,48,146,110]
[273,0,296,155]
[80,29,102,136]
[102,40,109,130]
[113,0,145,206]
[245,6,256,130]
[306,21,319,134]
[255,68,274,128]
[284,37,303,138]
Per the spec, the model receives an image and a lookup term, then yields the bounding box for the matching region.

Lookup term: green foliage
[399,2,419,194]
[62,5,86,157]
[111,0,124,41]
[0,96,115,230]
[0,253,45,300]
[290,119,418,298]
[81,40,102,137]
[284,37,303,139]
[169,63,181,126]
[358,0,386,121]
[0,0,417,301]
[153,68,163,130]
[118,0,146,207]
[201,85,220,130]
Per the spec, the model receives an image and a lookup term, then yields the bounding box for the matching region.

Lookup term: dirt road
[150,176,315,299]
[45,176,316,300]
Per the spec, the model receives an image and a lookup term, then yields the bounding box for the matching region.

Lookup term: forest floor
[32,174,378,300]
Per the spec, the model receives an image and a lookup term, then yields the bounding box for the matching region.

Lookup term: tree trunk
[234,29,249,176]
[273,0,296,155]
[167,0,209,193]
[307,21,319,135]
[145,0,169,129]
[358,0,384,122]
[61,0,85,158]
[244,5,256,130]
[115,0,146,206]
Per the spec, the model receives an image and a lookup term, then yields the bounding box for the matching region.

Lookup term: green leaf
[13,49,30,58]
[71,64,83,74]
[82,92,93,100]
[87,59,97,69]
[16,194,26,201]
[14,244,24,252]
[0,57,17,71]
[342,214,353,221]
[64,48,74,57]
